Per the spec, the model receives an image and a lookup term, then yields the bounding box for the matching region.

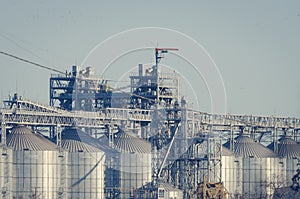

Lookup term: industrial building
[1,48,300,198]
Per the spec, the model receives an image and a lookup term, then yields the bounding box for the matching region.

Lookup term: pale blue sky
[0,1,299,117]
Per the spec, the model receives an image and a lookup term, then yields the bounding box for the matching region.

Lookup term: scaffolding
[50,66,123,111]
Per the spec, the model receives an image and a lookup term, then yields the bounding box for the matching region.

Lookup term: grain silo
[221,146,241,198]
[111,130,152,199]
[268,136,300,187]
[0,141,12,198]
[0,125,61,199]
[224,134,279,198]
[56,127,105,199]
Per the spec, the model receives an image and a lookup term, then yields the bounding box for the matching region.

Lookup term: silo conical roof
[58,127,102,152]
[224,135,277,158]
[268,137,300,158]
[113,130,151,153]
[222,146,234,156]
[5,126,58,151]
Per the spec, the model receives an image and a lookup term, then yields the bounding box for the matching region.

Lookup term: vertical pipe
[49,78,52,106]
[230,124,234,151]
[273,127,278,154]
[220,142,222,183]
[110,125,114,148]
[207,134,211,183]
[138,64,143,76]
[1,116,6,146]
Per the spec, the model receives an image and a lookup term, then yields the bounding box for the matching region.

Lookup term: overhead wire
[0,50,158,103]
[0,50,65,74]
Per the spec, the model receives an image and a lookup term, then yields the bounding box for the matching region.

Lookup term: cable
[0,50,158,104]
[0,50,65,74]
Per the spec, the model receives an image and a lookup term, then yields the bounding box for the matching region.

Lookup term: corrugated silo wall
[240,157,280,198]
[0,146,13,198]
[221,155,240,198]
[285,158,299,187]
[119,153,152,199]
[0,150,61,198]
[0,146,105,199]
[65,151,105,199]
[221,156,285,198]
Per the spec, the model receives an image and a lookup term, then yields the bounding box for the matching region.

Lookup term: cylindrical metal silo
[56,127,105,199]
[0,142,12,198]
[221,146,241,198]
[1,125,61,199]
[268,136,300,187]
[224,134,278,198]
[112,130,152,199]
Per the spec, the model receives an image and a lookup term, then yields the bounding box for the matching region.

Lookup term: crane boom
[155,47,179,66]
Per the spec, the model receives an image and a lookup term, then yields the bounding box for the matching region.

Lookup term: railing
[1,104,300,129]
[8,97,68,114]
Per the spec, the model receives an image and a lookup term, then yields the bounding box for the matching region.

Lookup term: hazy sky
[0,1,299,117]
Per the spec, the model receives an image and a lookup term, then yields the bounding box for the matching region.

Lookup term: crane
[155,48,178,66]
